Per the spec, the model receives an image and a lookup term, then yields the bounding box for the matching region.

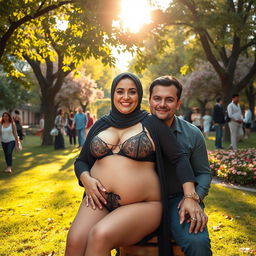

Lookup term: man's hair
[216,97,222,103]
[149,76,183,100]
[14,110,20,115]
[232,94,239,98]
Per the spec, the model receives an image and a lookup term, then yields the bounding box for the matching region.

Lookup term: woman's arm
[74,121,107,209]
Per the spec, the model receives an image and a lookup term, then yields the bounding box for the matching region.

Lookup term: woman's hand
[79,172,107,210]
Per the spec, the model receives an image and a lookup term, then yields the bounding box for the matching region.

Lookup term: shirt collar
[170,115,182,134]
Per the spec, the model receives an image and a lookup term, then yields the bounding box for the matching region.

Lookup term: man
[227,94,243,150]
[73,107,87,148]
[148,76,212,256]
[212,97,225,149]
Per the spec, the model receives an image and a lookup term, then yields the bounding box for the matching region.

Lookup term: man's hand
[178,198,208,234]
[80,172,107,210]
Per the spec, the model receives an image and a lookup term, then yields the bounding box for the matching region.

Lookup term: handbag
[50,127,59,136]
[15,141,22,152]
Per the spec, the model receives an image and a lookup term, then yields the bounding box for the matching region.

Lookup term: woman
[67,112,76,146]
[65,73,198,256]
[203,111,212,138]
[0,112,20,173]
[54,108,65,149]
[191,107,203,130]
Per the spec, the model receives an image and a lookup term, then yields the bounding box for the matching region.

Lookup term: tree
[161,0,256,107]
[0,63,35,112]
[9,1,123,145]
[55,72,103,112]
[0,0,73,63]
[180,56,254,113]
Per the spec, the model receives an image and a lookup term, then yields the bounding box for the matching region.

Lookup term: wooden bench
[119,236,184,256]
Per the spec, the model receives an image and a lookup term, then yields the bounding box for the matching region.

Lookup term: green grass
[0,135,256,255]
[205,130,256,151]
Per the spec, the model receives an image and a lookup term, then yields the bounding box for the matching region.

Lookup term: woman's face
[113,78,139,114]
[2,113,10,122]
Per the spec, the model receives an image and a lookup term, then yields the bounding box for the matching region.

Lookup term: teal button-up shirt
[166,116,212,201]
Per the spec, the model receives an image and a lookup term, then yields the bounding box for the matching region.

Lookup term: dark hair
[232,94,239,98]
[14,110,20,115]
[149,76,183,100]
[1,112,13,124]
[57,108,63,115]
[216,97,222,103]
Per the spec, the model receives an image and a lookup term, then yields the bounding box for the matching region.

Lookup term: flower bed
[208,149,256,186]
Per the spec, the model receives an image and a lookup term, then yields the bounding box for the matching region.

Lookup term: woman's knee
[66,228,87,253]
[87,225,112,250]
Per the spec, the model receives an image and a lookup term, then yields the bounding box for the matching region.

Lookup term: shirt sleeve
[149,115,196,185]
[190,130,212,200]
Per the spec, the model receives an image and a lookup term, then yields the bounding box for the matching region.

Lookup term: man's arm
[190,131,212,201]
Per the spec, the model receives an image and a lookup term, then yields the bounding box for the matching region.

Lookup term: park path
[212,178,256,194]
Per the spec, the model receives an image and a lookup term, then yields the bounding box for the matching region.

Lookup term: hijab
[102,72,148,128]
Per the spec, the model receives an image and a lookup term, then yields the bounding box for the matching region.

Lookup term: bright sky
[115,0,172,71]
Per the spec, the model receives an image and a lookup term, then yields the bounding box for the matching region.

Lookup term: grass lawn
[0,135,256,256]
[205,130,256,151]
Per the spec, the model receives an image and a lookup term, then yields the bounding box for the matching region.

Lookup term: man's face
[233,96,239,104]
[149,85,181,127]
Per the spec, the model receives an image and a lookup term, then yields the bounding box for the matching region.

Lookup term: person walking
[212,97,225,149]
[73,107,87,148]
[0,112,20,173]
[227,94,243,150]
[54,108,65,150]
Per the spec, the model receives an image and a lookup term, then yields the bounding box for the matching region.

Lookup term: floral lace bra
[90,125,155,162]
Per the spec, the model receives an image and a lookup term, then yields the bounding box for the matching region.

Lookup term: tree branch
[0,0,73,60]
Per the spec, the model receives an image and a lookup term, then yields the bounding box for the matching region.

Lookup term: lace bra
[90,125,155,162]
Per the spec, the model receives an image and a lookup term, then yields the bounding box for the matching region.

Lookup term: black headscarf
[102,72,148,128]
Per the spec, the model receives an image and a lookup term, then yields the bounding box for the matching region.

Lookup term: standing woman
[0,112,20,173]
[191,107,203,130]
[54,108,65,150]
[67,112,76,146]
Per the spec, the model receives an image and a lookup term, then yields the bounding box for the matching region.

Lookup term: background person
[0,112,20,174]
[212,97,225,149]
[67,112,76,146]
[191,107,203,130]
[148,76,212,256]
[202,111,212,138]
[73,107,87,148]
[86,111,94,135]
[243,106,253,139]
[54,108,65,150]
[65,73,200,256]
[13,110,24,140]
[227,94,243,150]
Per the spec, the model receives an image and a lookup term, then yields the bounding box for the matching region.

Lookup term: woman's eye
[129,90,137,95]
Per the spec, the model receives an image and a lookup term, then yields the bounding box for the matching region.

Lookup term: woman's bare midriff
[90,155,161,205]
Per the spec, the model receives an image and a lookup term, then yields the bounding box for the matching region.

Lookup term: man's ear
[176,100,182,110]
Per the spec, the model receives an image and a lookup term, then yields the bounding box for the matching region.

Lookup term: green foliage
[0,65,35,111]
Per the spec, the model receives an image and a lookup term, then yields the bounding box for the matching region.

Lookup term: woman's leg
[65,199,108,256]
[85,201,162,256]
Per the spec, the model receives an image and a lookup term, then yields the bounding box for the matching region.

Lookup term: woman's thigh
[67,198,108,246]
[91,201,162,248]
